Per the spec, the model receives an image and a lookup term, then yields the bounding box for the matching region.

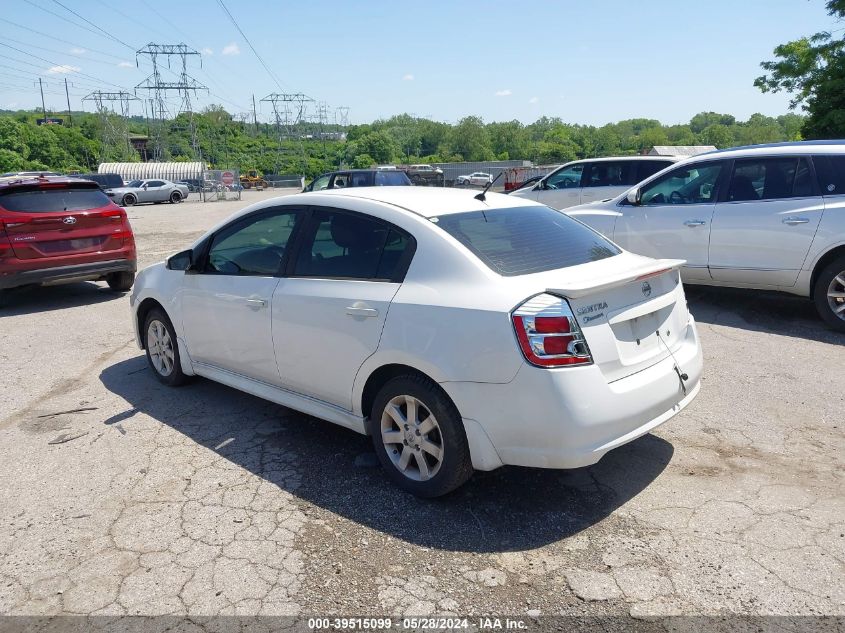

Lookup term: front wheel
[122,193,136,206]
[107,271,134,292]
[813,255,845,332]
[144,308,189,386]
[371,374,473,497]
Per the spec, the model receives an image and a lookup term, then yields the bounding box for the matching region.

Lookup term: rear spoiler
[547,258,685,299]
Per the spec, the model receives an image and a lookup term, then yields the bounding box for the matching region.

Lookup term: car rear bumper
[442,316,703,470]
[0,258,136,289]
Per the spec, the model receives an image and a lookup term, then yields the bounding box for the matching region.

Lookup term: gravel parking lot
[0,190,842,620]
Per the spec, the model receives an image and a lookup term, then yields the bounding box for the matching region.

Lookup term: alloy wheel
[380,395,444,481]
[827,270,845,321]
[147,319,175,376]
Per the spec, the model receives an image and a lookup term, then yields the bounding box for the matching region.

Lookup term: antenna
[475,171,503,202]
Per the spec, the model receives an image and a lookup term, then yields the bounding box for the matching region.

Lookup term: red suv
[0,176,136,306]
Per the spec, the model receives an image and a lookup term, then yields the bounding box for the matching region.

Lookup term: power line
[215,0,288,92]
[48,0,136,51]
[0,17,130,62]
[22,0,131,49]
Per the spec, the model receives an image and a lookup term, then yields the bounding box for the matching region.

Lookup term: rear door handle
[684,220,707,227]
[783,217,810,225]
[246,298,267,307]
[346,306,378,318]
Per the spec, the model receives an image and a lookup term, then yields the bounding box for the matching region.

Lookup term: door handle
[346,306,378,318]
[245,298,267,307]
[684,220,707,227]
[783,217,810,225]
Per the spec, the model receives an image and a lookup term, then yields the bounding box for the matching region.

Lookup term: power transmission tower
[335,106,350,129]
[135,43,208,161]
[260,93,314,174]
[83,91,140,162]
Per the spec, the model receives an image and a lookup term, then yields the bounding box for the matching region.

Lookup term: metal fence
[431,160,532,188]
[201,169,242,202]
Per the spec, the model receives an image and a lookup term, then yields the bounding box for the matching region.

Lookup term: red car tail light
[0,219,12,260]
[512,293,592,367]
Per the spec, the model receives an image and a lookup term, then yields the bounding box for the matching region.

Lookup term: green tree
[698,123,735,148]
[449,116,493,161]
[755,0,845,138]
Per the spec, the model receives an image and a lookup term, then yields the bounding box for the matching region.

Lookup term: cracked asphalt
[0,190,843,619]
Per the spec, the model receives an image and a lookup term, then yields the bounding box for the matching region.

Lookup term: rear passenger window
[813,155,845,196]
[583,161,634,188]
[294,209,413,281]
[728,157,814,201]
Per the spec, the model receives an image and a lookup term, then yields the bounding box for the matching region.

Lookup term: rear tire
[370,374,473,497]
[122,193,136,206]
[0,290,7,309]
[107,271,134,292]
[170,191,182,203]
[813,254,845,332]
[143,308,188,386]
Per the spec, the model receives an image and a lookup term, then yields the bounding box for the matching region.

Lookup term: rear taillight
[512,293,592,367]
[0,220,11,260]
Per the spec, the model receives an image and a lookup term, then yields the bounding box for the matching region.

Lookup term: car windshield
[375,171,411,185]
[127,180,143,187]
[433,205,620,276]
[0,187,111,213]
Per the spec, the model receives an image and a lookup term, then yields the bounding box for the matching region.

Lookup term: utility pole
[252,93,258,133]
[64,78,72,127]
[38,78,47,121]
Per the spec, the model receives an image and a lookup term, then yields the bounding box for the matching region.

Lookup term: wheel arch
[360,363,438,431]
[811,244,845,295]
[136,297,166,349]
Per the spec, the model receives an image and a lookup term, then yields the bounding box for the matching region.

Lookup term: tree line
[0,108,806,178]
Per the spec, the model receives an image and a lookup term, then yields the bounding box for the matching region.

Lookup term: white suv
[566,141,845,331]
[131,188,702,496]
[511,156,678,210]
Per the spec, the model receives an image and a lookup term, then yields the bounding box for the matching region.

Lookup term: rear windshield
[375,171,411,186]
[434,205,620,276]
[0,187,112,213]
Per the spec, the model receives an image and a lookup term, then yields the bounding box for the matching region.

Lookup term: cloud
[47,64,80,74]
[402,73,414,81]
[201,47,213,56]
[117,61,134,68]
[529,96,539,104]
[70,47,86,55]
[222,42,240,56]
[494,89,512,96]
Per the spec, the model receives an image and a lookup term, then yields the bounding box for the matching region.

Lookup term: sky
[0,0,838,126]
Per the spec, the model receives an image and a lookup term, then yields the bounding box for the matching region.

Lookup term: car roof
[0,175,97,191]
[701,139,845,159]
[568,155,680,164]
[305,186,538,218]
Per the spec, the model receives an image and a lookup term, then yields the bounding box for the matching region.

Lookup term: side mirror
[535,180,546,191]
[626,188,642,205]
[167,249,194,272]
[142,184,148,190]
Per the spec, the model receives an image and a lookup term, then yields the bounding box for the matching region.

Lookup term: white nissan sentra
[130,188,703,497]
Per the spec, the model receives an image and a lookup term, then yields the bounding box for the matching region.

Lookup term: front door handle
[684,220,707,227]
[245,298,267,308]
[346,306,378,318]
[783,217,810,225]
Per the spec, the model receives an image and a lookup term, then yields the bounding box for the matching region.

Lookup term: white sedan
[457,172,493,186]
[130,188,703,497]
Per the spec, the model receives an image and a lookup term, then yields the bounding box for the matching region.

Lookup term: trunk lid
[508,254,690,383]
[550,257,689,382]
[0,183,129,260]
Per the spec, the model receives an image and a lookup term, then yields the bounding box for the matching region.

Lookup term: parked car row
[3,141,843,498]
